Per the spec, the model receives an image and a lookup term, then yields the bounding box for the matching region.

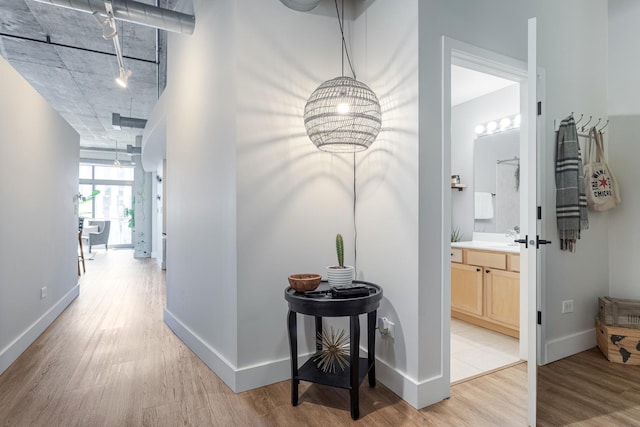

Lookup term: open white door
[523,17,538,427]
[444,25,539,423]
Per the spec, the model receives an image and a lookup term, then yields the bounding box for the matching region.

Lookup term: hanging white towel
[475,192,494,219]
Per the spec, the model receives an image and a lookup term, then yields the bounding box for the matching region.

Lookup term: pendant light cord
[353,152,358,275]
[335,0,360,274]
[334,0,356,79]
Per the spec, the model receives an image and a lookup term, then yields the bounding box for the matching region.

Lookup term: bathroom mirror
[473,129,520,233]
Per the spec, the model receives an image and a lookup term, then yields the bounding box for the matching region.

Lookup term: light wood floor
[3,249,639,426]
[538,347,640,426]
[0,249,529,426]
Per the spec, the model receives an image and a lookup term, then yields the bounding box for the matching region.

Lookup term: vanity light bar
[475,114,521,137]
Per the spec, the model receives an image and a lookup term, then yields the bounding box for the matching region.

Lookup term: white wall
[607,0,640,299]
[607,117,639,298]
[608,0,640,117]
[140,90,167,265]
[234,0,354,379]
[134,137,152,258]
[163,0,239,387]
[150,160,164,267]
[353,0,421,405]
[451,84,520,239]
[164,0,353,392]
[0,57,80,374]
[536,0,610,363]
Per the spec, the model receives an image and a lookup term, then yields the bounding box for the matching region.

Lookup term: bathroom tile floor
[450,317,521,384]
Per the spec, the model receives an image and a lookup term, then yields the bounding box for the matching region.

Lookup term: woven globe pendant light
[304,76,381,152]
[303,0,382,153]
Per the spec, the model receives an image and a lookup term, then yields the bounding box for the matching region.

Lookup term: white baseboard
[163,311,449,406]
[163,308,315,393]
[163,308,238,389]
[0,283,79,375]
[544,328,595,364]
[370,353,449,409]
[235,352,315,392]
[166,310,435,396]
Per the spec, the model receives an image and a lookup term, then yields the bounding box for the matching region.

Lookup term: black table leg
[315,316,322,352]
[368,310,376,387]
[288,310,299,406]
[350,314,360,420]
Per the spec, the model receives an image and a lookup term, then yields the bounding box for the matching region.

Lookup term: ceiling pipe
[80,145,128,153]
[112,113,147,130]
[80,157,135,166]
[32,0,195,35]
[127,144,142,154]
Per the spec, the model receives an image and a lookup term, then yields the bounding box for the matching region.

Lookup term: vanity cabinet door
[484,269,520,329]
[507,254,520,272]
[451,248,463,263]
[451,263,483,316]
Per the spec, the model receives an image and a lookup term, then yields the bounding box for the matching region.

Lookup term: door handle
[514,234,528,248]
[536,235,552,249]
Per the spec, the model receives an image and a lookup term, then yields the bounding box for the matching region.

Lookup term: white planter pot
[326,265,354,288]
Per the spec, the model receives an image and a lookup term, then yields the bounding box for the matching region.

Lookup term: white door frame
[442,33,538,425]
[526,18,539,426]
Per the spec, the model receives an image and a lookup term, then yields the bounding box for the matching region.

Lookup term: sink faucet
[506,226,520,240]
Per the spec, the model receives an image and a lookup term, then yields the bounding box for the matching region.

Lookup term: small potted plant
[327,233,354,288]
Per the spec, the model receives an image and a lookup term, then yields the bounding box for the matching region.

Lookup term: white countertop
[451,240,520,253]
[451,232,521,253]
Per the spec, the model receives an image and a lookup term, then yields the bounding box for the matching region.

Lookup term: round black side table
[285,281,383,420]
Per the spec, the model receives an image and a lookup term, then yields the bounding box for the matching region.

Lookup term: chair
[88,220,111,253]
[78,217,86,275]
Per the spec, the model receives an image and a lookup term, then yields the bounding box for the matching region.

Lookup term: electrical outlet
[40,287,47,299]
[377,317,394,337]
[562,299,574,314]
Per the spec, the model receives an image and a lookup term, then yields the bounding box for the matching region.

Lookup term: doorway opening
[446,44,530,385]
[79,163,135,253]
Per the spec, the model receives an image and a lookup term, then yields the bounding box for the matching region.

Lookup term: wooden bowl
[288,274,322,292]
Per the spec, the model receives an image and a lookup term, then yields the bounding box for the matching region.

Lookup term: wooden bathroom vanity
[450,244,520,338]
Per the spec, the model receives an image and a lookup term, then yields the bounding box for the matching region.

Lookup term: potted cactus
[327,233,355,288]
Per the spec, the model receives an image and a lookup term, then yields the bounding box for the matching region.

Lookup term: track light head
[115,68,132,88]
[92,11,117,40]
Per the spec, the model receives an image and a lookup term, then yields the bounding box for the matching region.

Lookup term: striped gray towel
[556,116,589,251]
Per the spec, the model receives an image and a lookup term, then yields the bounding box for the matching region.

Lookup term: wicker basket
[598,296,640,329]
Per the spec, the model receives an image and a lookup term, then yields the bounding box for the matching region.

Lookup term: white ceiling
[451,65,517,107]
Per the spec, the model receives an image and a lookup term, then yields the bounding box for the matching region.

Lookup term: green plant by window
[79,189,100,203]
[124,208,135,228]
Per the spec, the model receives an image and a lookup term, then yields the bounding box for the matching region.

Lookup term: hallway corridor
[0,251,415,426]
[0,250,528,426]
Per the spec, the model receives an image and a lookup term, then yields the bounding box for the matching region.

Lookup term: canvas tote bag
[583,126,621,211]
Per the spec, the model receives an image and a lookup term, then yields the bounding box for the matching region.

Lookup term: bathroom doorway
[447,46,531,384]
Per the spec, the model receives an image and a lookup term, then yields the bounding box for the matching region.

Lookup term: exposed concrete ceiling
[0,0,178,157]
